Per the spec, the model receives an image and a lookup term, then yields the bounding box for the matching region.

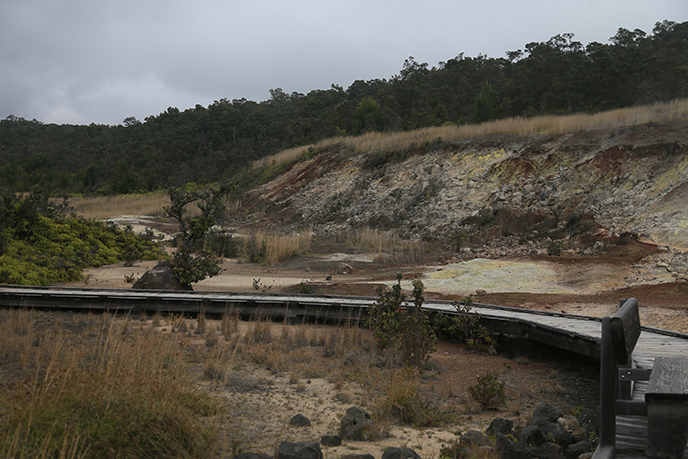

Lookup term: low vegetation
[0,309,217,459]
[67,193,170,220]
[0,191,162,285]
[0,293,579,458]
[244,229,313,265]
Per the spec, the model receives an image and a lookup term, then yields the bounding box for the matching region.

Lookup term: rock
[528,404,564,426]
[558,416,587,442]
[520,425,546,447]
[381,446,421,459]
[475,289,487,296]
[320,435,341,447]
[494,432,512,452]
[338,263,354,275]
[460,429,492,447]
[277,441,323,459]
[132,260,189,290]
[290,413,311,426]
[235,454,273,459]
[565,440,592,459]
[501,441,566,459]
[486,417,514,437]
[340,406,372,440]
[541,422,573,448]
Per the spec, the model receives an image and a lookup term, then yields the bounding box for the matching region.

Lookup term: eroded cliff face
[245,120,688,248]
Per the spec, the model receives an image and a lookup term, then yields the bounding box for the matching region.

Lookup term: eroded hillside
[243,120,688,252]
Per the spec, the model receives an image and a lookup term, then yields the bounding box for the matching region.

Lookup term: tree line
[1,20,686,196]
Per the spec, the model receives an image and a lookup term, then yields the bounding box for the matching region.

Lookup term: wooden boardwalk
[1,285,687,457]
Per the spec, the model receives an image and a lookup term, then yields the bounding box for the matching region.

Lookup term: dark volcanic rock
[132,261,189,290]
[277,441,323,459]
[340,406,372,440]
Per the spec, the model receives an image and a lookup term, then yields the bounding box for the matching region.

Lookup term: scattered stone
[381,446,421,459]
[558,415,587,442]
[320,435,341,447]
[340,455,375,459]
[340,406,372,440]
[486,417,514,437]
[494,432,512,452]
[541,422,573,448]
[277,441,323,459]
[520,425,546,447]
[235,453,273,459]
[501,441,565,459]
[338,263,354,275]
[528,403,564,426]
[565,440,592,459]
[290,413,311,426]
[460,429,492,447]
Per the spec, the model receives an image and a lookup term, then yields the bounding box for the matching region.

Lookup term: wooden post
[594,316,617,459]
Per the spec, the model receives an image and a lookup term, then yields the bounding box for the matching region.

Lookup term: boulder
[132,261,189,290]
[235,454,273,459]
[340,406,372,440]
[486,417,514,437]
[320,435,341,447]
[565,440,592,459]
[520,425,546,447]
[277,441,323,459]
[501,441,566,459]
[460,430,492,447]
[558,415,587,443]
[381,447,421,459]
[527,404,563,427]
[290,413,311,426]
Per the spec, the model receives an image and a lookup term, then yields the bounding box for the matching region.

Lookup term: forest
[0,20,686,196]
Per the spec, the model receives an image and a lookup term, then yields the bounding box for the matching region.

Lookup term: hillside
[242,119,688,251]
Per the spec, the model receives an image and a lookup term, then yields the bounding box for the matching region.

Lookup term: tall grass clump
[0,309,216,459]
[245,229,313,265]
[345,227,424,264]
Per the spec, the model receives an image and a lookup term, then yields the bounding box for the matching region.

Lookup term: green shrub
[467,371,507,410]
[433,297,495,352]
[0,202,162,286]
[366,275,436,368]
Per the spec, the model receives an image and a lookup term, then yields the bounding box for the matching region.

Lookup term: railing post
[595,316,617,459]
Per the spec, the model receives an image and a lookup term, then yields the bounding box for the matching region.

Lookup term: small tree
[165,186,227,289]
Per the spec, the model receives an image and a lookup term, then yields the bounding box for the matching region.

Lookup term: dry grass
[67,193,171,220]
[0,308,585,458]
[249,229,314,265]
[254,98,688,169]
[0,309,216,459]
[345,227,425,264]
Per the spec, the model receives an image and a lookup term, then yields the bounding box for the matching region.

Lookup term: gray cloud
[1,0,685,125]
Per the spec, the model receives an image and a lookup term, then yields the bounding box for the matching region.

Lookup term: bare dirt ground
[77,240,688,332]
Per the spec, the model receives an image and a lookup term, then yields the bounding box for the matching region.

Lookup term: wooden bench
[593,298,688,459]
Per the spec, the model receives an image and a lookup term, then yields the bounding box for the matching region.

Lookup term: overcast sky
[1,0,686,126]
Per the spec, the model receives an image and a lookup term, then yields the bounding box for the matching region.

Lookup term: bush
[0,194,162,286]
[366,275,436,368]
[467,371,507,411]
[433,297,495,352]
